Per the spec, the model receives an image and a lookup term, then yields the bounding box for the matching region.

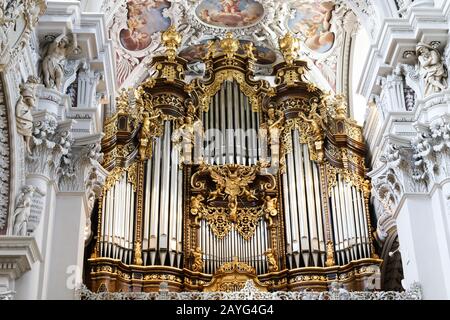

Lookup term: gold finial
[220,32,239,59]
[279,32,300,65]
[161,25,181,61]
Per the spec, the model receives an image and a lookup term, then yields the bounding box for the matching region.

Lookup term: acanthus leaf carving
[26,113,72,180]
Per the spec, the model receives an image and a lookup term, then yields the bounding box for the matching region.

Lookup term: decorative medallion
[195,0,265,29]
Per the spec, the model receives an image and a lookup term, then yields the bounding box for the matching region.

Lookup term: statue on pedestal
[191,246,203,272]
[15,76,39,154]
[42,34,79,91]
[12,186,36,236]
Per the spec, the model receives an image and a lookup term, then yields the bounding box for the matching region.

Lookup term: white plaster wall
[46,193,87,300]
[397,189,450,299]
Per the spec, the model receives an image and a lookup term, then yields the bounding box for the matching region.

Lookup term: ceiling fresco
[179,39,277,64]
[195,0,265,28]
[113,0,343,91]
[120,0,171,51]
[288,0,335,53]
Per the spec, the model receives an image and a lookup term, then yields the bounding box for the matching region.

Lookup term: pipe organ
[87,28,382,293]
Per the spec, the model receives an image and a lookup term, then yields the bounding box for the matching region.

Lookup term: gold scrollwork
[217,257,256,275]
[104,167,125,192]
[195,70,264,112]
[326,164,368,195]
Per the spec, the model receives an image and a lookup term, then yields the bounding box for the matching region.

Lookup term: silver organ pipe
[143,156,152,265]
[100,173,135,264]
[158,123,171,264]
[330,184,342,264]
[220,82,226,164]
[176,169,183,268]
[143,121,184,266]
[286,150,301,267]
[202,81,261,166]
[169,136,179,267]
[360,188,371,256]
[233,81,242,164]
[98,120,184,268]
[282,172,293,268]
[239,91,246,165]
[326,175,372,265]
[226,81,234,164]
[312,164,326,265]
[356,187,368,257]
[352,186,363,259]
[200,219,268,275]
[149,132,161,265]
[281,132,373,268]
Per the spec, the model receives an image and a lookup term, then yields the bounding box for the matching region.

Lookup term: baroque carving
[12,185,35,235]
[416,43,448,97]
[26,113,71,180]
[41,34,81,92]
[0,77,10,231]
[76,281,422,300]
[138,107,163,160]
[190,163,276,239]
[191,246,203,272]
[264,248,278,272]
[16,76,39,154]
[12,184,45,236]
[1,0,46,63]
[409,117,450,185]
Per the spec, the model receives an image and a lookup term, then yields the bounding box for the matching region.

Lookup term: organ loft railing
[86,27,382,293]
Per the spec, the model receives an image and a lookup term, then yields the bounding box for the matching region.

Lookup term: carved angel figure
[191,246,203,272]
[203,40,217,60]
[172,103,203,164]
[139,109,163,160]
[265,248,279,272]
[12,186,36,236]
[16,77,39,154]
[263,196,278,226]
[266,108,285,144]
[190,194,205,224]
[298,106,325,162]
[243,42,256,61]
[416,43,448,96]
[42,34,78,91]
[260,107,285,169]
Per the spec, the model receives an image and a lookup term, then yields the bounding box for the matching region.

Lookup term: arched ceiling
[107,0,357,92]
